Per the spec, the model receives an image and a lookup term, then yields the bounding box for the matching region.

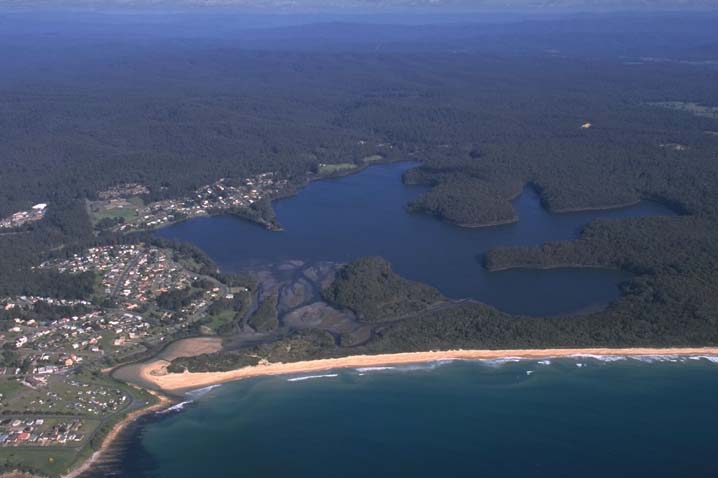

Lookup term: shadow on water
[82,414,160,478]
[156,162,676,316]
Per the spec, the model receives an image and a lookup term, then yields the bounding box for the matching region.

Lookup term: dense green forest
[323,257,443,322]
[247,294,279,333]
[171,250,718,373]
[2,13,718,364]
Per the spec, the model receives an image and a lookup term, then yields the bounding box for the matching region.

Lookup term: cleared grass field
[88,197,144,225]
[205,309,236,333]
[0,446,80,477]
[318,162,358,174]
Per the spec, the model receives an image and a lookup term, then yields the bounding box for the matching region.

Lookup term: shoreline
[132,157,405,236]
[62,389,173,478]
[59,345,718,477]
[485,262,613,272]
[60,337,222,478]
[127,347,718,393]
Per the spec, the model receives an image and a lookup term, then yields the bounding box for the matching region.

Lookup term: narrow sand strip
[131,347,718,392]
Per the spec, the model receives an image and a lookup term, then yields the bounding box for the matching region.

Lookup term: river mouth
[156,162,675,317]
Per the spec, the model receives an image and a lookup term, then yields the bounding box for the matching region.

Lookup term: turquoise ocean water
[108,357,718,478]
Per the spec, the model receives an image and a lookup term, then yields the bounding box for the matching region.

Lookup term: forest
[171,249,718,373]
[323,257,443,323]
[2,12,718,363]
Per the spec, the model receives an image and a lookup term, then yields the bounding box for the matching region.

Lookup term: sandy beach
[125,347,718,393]
[60,338,223,478]
[112,336,223,390]
[62,343,718,477]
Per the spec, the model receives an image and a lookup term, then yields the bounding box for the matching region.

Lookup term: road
[110,254,142,299]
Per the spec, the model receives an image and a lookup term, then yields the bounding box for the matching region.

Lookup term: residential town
[0,418,87,447]
[97,183,150,201]
[89,172,289,232]
[5,244,229,359]
[0,174,280,459]
[44,244,196,308]
[0,243,236,450]
[0,203,48,230]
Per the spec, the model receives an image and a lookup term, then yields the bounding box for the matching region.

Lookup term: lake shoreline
[124,347,718,393]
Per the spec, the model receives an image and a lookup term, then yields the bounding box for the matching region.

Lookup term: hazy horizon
[1,0,717,15]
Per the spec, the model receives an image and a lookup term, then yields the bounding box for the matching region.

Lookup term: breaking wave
[356,360,456,376]
[186,384,222,399]
[688,356,718,363]
[629,355,681,363]
[287,373,339,382]
[157,401,193,415]
[569,354,627,362]
[478,357,523,367]
[355,366,396,373]
[156,385,224,415]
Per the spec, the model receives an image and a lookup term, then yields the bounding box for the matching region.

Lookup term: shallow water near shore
[156,162,674,316]
[104,359,718,478]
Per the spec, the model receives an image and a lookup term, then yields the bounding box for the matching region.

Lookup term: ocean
[105,358,718,478]
[122,162,710,478]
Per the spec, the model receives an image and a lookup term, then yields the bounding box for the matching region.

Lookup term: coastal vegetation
[247,294,279,333]
[168,330,336,373]
[1,12,718,475]
[168,247,718,374]
[323,257,443,323]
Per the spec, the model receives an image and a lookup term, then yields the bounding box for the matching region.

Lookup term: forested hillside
[323,257,442,322]
[2,12,718,356]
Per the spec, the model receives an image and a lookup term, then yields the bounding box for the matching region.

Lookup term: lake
[103,163,713,478]
[106,357,718,478]
[157,162,674,316]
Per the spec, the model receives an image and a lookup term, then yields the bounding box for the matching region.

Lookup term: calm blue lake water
[157,162,674,316]
[111,358,718,478]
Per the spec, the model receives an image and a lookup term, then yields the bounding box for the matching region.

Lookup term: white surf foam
[395,360,456,371]
[186,384,222,399]
[480,357,523,367]
[287,373,339,382]
[355,360,456,376]
[356,366,397,376]
[569,354,627,363]
[157,400,193,415]
[688,356,718,364]
[629,355,680,363]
